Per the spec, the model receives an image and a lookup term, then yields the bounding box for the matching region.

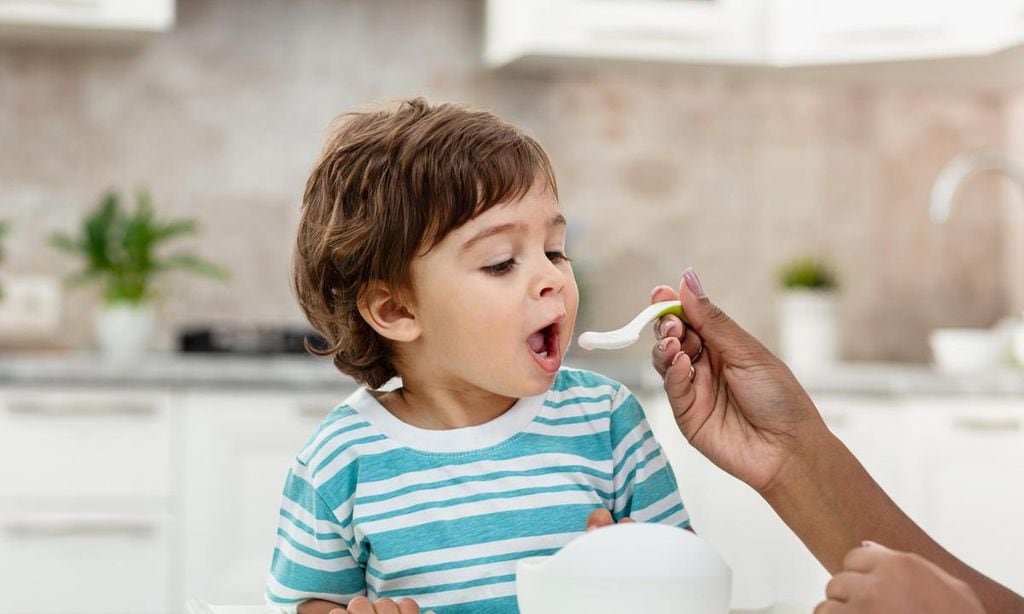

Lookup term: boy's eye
[546,251,571,264]
[483,259,518,276]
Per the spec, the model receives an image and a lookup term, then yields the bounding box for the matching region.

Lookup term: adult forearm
[763,428,1024,614]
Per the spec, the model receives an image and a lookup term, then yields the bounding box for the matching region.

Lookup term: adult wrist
[759,418,844,506]
[758,422,872,573]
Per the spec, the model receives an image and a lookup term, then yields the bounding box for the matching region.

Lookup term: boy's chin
[485,371,557,399]
[523,380,555,397]
[520,369,561,396]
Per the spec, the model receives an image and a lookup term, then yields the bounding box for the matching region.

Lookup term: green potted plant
[51,190,228,359]
[776,256,840,371]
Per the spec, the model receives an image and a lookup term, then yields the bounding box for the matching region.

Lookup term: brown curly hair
[294,98,558,388]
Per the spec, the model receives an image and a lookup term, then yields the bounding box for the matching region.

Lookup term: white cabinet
[2,373,1019,612]
[815,395,916,516]
[0,509,174,614]
[0,380,352,614]
[0,0,174,41]
[0,389,174,499]
[181,389,352,606]
[910,398,1024,595]
[0,387,177,614]
[642,390,1024,610]
[485,0,1024,87]
[485,0,766,68]
[768,0,1024,66]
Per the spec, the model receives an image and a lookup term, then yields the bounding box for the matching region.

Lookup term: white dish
[516,522,731,614]
[929,328,1003,373]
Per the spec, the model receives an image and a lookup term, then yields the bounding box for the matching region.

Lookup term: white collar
[344,386,548,454]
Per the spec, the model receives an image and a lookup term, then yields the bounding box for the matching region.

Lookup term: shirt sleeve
[265,457,366,613]
[609,384,690,528]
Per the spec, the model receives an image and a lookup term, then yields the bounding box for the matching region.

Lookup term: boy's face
[405,179,579,399]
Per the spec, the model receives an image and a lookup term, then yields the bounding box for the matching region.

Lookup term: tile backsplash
[1,0,1021,362]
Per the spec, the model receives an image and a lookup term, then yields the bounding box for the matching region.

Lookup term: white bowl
[516,523,731,614]
[929,328,1003,373]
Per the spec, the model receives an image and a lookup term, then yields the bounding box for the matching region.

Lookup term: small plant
[50,190,228,304]
[778,256,837,291]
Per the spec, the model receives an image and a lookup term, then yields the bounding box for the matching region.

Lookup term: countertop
[1,352,1023,396]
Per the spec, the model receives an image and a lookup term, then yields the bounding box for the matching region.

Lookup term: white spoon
[577,300,685,351]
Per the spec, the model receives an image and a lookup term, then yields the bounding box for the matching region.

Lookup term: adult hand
[651,269,1024,614]
[331,597,431,614]
[815,542,986,614]
[650,268,828,494]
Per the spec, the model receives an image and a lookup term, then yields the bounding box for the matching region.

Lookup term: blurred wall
[0,0,1016,361]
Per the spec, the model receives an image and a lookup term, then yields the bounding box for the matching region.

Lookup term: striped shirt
[266,368,689,613]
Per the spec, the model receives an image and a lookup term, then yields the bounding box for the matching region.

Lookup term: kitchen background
[2,0,1024,359]
[1,1,1023,614]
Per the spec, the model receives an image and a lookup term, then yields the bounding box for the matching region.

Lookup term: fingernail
[658,338,669,351]
[862,540,878,548]
[683,268,705,298]
[671,351,684,366]
[650,286,658,300]
[659,320,671,337]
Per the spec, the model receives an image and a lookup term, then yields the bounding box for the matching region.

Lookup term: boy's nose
[534,260,566,299]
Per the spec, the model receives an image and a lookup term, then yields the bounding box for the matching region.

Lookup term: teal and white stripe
[267,368,689,614]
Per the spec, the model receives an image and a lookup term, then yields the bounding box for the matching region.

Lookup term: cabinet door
[912,398,1024,595]
[641,392,914,610]
[769,0,1024,65]
[0,509,172,614]
[772,394,912,608]
[0,0,173,34]
[0,388,173,499]
[814,394,914,516]
[485,0,764,67]
[182,390,353,605]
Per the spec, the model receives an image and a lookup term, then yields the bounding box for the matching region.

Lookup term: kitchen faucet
[930,148,1024,327]
[930,148,1024,223]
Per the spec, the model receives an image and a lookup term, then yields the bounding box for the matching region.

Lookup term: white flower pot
[1013,324,1024,368]
[94,302,155,361]
[777,290,839,371]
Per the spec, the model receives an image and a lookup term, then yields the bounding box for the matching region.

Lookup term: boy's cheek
[568,282,581,314]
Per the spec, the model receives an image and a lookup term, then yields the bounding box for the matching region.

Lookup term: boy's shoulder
[294,389,386,472]
[553,367,629,398]
[552,367,645,422]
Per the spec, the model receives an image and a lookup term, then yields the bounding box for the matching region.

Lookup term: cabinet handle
[0,0,101,11]
[296,404,328,419]
[3,520,157,539]
[831,26,943,43]
[6,400,157,417]
[953,417,1022,433]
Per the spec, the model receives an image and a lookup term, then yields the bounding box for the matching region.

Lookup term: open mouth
[527,318,563,373]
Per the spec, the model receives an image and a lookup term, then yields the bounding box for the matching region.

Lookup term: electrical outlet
[0,274,62,340]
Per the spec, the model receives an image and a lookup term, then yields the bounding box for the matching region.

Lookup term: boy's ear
[357,283,420,343]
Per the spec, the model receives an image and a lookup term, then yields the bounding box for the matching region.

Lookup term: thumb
[677,268,765,362]
[585,508,614,532]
